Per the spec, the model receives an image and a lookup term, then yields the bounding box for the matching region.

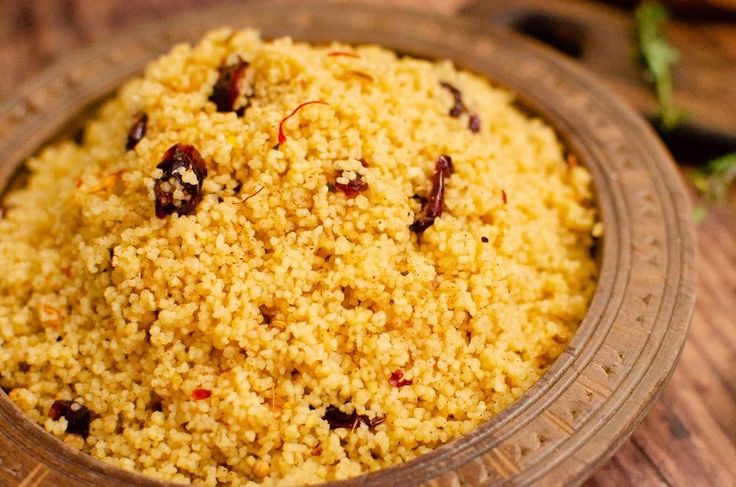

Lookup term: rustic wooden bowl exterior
[0,2,696,486]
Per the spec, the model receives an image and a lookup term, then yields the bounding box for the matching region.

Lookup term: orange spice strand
[346,70,374,82]
[327,51,360,58]
[277,100,329,146]
[502,189,508,205]
[42,304,60,315]
[242,186,264,204]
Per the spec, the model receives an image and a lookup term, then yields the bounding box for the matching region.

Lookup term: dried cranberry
[440,82,481,134]
[440,82,466,117]
[334,171,368,198]
[410,155,452,233]
[153,144,207,218]
[323,405,384,430]
[126,113,148,150]
[49,400,92,438]
[411,194,428,206]
[388,369,413,387]
[209,59,249,112]
[468,113,481,133]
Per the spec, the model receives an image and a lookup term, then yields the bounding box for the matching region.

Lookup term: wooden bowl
[0,1,696,485]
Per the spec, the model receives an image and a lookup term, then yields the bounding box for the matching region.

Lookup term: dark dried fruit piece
[410,155,452,233]
[440,81,466,117]
[209,59,249,112]
[126,113,148,150]
[334,170,368,198]
[468,113,481,133]
[49,400,92,438]
[154,144,208,219]
[323,405,385,430]
[440,81,481,134]
[411,194,428,206]
[388,369,413,387]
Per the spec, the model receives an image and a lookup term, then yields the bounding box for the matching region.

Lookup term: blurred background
[1,1,734,485]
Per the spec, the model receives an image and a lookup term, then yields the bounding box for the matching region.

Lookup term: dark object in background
[460,0,736,164]
[601,0,736,17]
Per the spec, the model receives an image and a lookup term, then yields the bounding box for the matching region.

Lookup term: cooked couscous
[0,29,598,485]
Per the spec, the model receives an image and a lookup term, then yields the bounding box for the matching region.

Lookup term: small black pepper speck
[481,236,489,243]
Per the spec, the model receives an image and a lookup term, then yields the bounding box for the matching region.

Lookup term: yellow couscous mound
[0,29,598,485]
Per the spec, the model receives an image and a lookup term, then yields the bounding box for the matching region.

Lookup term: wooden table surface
[0,1,733,485]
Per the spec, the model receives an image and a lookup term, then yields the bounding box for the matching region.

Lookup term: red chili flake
[334,170,368,198]
[126,113,148,150]
[277,100,329,147]
[388,369,413,388]
[410,155,452,233]
[49,400,92,438]
[209,59,249,112]
[191,388,212,400]
[154,144,208,219]
[327,51,360,58]
[502,189,508,205]
[440,81,481,134]
[323,405,384,430]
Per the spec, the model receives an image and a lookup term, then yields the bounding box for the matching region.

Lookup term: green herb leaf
[693,152,736,202]
[692,205,707,223]
[635,1,687,131]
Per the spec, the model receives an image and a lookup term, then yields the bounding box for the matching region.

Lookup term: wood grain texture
[0,1,727,486]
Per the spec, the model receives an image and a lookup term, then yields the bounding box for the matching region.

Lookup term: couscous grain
[0,29,598,485]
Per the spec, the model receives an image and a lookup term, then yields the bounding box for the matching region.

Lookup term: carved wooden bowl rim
[0,2,696,486]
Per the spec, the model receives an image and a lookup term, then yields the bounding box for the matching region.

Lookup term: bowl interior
[0,2,695,486]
